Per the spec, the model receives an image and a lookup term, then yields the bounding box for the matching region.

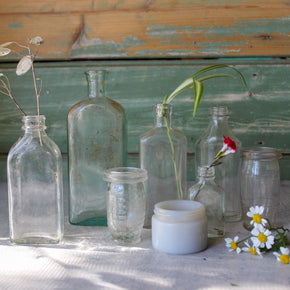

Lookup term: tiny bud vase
[7,115,63,244]
[68,70,127,226]
[188,166,225,237]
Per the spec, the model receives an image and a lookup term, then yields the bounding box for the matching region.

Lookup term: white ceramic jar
[152,200,207,254]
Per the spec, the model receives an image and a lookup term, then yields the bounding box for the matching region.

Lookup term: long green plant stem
[161,65,247,200]
[162,108,181,200]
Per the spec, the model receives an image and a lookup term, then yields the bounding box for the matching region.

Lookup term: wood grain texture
[0,0,289,59]
[0,59,289,179]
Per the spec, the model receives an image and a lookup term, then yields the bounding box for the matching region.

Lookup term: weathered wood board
[0,59,289,180]
[0,0,289,59]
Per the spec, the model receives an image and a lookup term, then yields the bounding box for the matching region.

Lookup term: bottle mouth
[241,147,282,160]
[103,167,147,184]
[210,106,230,117]
[22,115,46,130]
[154,200,206,222]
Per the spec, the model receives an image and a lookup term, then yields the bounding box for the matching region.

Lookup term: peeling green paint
[7,23,22,29]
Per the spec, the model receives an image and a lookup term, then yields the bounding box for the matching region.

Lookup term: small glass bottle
[240,147,282,230]
[188,166,225,237]
[140,103,187,228]
[68,70,127,226]
[195,106,242,222]
[103,167,147,244]
[7,115,63,244]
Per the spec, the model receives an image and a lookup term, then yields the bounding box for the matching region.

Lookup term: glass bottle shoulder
[140,126,187,145]
[8,133,61,162]
[69,96,124,116]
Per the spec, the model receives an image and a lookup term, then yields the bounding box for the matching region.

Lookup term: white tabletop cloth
[0,181,289,290]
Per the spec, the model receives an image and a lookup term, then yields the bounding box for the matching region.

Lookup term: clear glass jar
[140,103,187,228]
[7,115,63,244]
[188,166,225,237]
[68,70,127,226]
[240,147,282,230]
[195,106,242,222]
[152,200,207,254]
[103,167,147,244]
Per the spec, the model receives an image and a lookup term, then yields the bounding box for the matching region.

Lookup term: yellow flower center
[253,214,262,224]
[258,233,267,243]
[280,254,290,264]
[230,241,237,250]
[249,247,257,255]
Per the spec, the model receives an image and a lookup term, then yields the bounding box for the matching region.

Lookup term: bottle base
[10,234,61,244]
[70,216,107,226]
[224,213,242,223]
[208,228,225,238]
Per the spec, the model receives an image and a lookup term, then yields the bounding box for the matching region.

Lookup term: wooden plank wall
[0,0,289,180]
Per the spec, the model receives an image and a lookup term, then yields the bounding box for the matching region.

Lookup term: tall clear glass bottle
[68,70,127,226]
[8,115,63,244]
[140,103,187,228]
[188,166,225,237]
[195,106,242,222]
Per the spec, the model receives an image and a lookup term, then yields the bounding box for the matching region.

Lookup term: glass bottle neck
[209,106,230,127]
[86,70,106,98]
[22,115,46,134]
[197,166,215,183]
[154,103,172,128]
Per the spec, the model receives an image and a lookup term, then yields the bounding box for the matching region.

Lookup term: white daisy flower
[251,227,274,249]
[246,205,267,231]
[242,241,262,256]
[273,247,290,264]
[225,236,241,254]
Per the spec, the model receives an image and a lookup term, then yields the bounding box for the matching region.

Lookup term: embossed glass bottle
[8,115,63,244]
[195,106,242,222]
[140,103,187,228]
[68,70,127,226]
[188,166,225,237]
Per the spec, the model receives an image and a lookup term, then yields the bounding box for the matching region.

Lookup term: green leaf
[164,77,194,104]
[191,64,229,79]
[193,80,204,117]
[197,73,236,83]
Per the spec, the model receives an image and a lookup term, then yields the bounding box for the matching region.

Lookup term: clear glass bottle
[68,70,127,226]
[195,106,242,222]
[103,167,147,244]
[188,166,225,237]
[240,147,282,230]
[140,103,187,228]
[7,115,63,244]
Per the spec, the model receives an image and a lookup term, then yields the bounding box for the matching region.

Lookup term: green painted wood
[0,59,289,179]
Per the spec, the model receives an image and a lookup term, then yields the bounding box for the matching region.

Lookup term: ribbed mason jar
[103,167,147,244]
[240,147,282,230]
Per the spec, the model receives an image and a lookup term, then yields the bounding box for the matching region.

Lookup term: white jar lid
[154,200,206,222]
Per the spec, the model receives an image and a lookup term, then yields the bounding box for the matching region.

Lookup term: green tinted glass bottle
[68,70,127,226]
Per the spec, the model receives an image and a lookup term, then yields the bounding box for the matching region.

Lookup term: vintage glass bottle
[140,103,187,228]
[195,106,242,222]
[188,166,225,237]
[68,70,127,226]
[7,115,63,244]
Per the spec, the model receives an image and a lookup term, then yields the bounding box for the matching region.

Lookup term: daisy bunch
[225,205,289,264]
